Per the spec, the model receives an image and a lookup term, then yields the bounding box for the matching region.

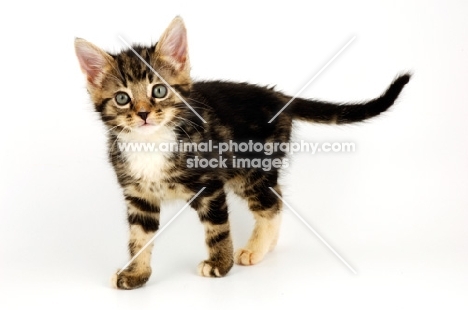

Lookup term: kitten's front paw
[197,259,233,278]
[111,268,152,290]
[234,248,264,265]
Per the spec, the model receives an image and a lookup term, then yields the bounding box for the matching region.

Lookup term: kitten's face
[93,46,191,138]
[75,17,191,139]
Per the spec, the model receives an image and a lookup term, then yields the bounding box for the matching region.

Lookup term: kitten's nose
[137,112,149,121]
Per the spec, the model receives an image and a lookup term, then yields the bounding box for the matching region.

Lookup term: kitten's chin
[134,124,161,135]
[120,123,176,144]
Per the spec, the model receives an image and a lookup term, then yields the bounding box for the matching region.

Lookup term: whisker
[104,124,121,133]
[173,116,202,136]
[176,125,192,141]
[173,115,203,129]
[168,120,192,142]
[187,98,213,110]
[108,124,132,158]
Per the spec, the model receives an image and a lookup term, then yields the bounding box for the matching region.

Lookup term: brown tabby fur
[75,16,410,289]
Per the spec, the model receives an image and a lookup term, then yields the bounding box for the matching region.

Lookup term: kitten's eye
[115,92,131,106]
[152,84,168,99]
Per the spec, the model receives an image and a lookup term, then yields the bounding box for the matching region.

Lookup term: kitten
[75,16,410,289]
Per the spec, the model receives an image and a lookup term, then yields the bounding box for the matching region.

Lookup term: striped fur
[75,16,411,289]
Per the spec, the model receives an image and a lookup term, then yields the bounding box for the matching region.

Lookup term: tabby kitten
[75,16,410,289]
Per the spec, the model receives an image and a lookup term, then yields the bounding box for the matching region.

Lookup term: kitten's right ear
[74,38,113,87]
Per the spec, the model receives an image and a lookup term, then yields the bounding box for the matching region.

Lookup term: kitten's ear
[156,16,189,72]
[74,38,113,87]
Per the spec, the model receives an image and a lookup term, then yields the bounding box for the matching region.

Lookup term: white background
[1,0,467,309]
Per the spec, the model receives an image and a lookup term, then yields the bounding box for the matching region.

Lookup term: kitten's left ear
[156,16,190,72]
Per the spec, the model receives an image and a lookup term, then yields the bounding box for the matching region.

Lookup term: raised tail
[287,73,411,124]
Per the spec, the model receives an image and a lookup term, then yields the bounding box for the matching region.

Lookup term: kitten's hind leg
[235,183,282,266]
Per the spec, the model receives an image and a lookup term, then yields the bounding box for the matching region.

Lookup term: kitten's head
[75,16,191,139]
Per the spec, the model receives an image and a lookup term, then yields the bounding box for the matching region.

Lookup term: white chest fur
[125,151,168,181]
[120,127,177,182]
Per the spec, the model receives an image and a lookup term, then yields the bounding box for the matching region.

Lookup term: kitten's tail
[286,73,411,124]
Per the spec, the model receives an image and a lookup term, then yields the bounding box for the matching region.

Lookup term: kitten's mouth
[138,120,157,127]
[134,120,162,134]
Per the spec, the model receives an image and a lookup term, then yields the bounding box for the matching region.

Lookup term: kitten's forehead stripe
[141,48,153,82]
[115,57,128,87]
[116,46,156,84]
